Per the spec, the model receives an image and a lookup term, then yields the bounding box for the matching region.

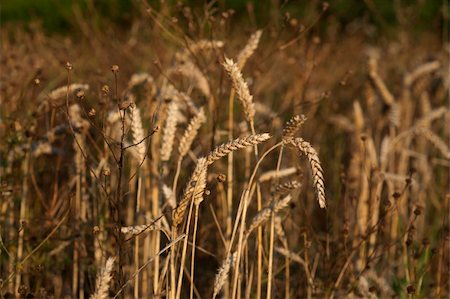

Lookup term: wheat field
[0,1,449,298]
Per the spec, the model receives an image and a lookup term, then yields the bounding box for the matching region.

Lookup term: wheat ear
[121,224,156,235]
[172,157,208,228]
[272,180,301,196]
[160,101,179,161]
[178,107,207,159]
[222,57,255,123]
[176,60,211,97]
[206,133,271,165]
[245,194,292,238]
[47,83,89,100]
[129,104,146,162]
[288,138,326,208]
[213,252,237,299]
[90,257,115,299]
[282,115,307,141]
[237,30,263,68]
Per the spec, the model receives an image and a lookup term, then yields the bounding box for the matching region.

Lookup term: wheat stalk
[287,138,326,208]
[206,133,271,165]
[90,257,115,299]
[222,57,255,123]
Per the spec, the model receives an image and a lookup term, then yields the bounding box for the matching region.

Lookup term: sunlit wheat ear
[213,252,237,299]
[255,102,282,126]
[206,133,271,165]
[127,72,154,90]
[160,80,199,114]
[288,138,326,208]
[176,61,211,97]
[178,107,206,159]
[367,54,395,106]
[90,257,115,299]
[121,224,156,235]
[189,39,224,53]
[222,57,255,123]
[129,103,146,162]
[282,115,307,141]
[237,30,263,68]
[47,83,89,101]
[274,216,288,248]
[162,184,177,209]
[415,127,450,159]
[172,157,208,228]
[403,60,440,87]
[69,104,90,132]
[176,40,224,62]
[161,101,179,161]
[272,180,301,196]
[259,167,299,182]
[245,194,292,238]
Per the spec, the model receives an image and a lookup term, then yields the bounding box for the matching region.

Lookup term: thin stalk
[267,212,275,299]
[231,142,282,299]
[190,205,200,299]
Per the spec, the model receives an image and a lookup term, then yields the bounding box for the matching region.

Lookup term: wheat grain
[206,133,271,165]
[288,138,326,208]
